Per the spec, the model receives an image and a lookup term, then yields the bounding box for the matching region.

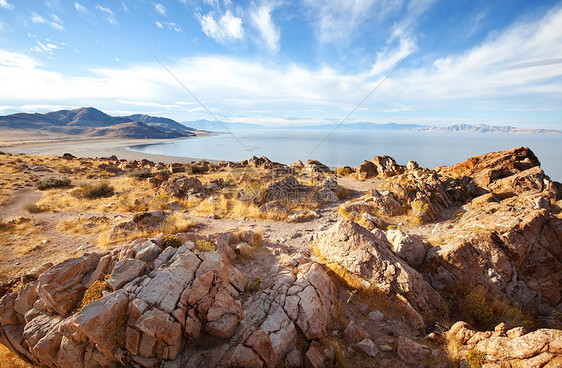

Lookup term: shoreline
[0,135,219,164]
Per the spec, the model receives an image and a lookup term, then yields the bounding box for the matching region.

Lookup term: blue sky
[0,0,561,128]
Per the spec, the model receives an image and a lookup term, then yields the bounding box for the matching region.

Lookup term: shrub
[196,239,215,252]
[128,168,153,180]
[24,203,45,213]
[133,212,151,223]
[35,177,71,190]
[149,194,169,210]
[161,235,182,248]
[461,290,497,329]
[466,349,486,368]
[71,182,114,199]
[336,166,355,176]
[80,275,110,310]
[57,165,75,174]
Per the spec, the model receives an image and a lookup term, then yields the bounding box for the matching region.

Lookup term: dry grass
[0,345,33,368]
[56,216,111,235]
[194,195,266,219]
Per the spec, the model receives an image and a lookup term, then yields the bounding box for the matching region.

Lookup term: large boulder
[386,229,426,266]
[161,175,204,197]
[314,220,441,326]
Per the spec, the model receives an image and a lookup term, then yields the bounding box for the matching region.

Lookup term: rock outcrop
[0,230,338,368]
[448,321,562,367]
[314,219,441,326]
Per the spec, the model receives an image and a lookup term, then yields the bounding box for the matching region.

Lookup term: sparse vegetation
[24,203,46,213]
[466,349,486,368]
[128,168,153,180]
[79,275,110,311]
[71,182,114,199]
[35,177,71,190]
[161,235,182,248]
[161,213,197,233]
[196,239,216,252]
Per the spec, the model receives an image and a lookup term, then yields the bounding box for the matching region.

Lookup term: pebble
[368,310,384,322]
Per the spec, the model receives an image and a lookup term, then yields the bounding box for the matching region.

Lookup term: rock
[448,321,562,367]
[37,253,103,316]
[303,160,332,174]
[161,175,203,197]
[397,336,430,364]
[168,163,185,173]
[357,338,379,357]
[305,341,335,368]
[343,320,362,342]
[386,229,426,266]
[314,220,441,326]
[107,259,146,290]
[259,201,287,216]
[230,344,264,368]
[286,349,303,368]
[261,176,309,203]
[380,344,393,352]
[356,160,378,179]
[368,310,384,322]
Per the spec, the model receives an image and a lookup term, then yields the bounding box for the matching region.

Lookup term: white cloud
[74,2,88,14]
[31,40,60,54]
[0,0,13,10]
[122,2,129,12]
[163,22,182,32]
[153,3,166,16]
[155,21,163,28]
[1,7,561,125]
[199,10,243,43]
[250,3,280,52]
[30,11,65,30]
[96,5,117,25]
[303,0,400,44]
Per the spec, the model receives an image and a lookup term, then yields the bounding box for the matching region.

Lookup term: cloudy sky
[0,0,561,128]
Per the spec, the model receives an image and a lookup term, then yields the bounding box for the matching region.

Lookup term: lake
[127,129,562,181]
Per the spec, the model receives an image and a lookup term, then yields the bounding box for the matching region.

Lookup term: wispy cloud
[250,2,280,52]
[31,40,60,54]
[199,10,244,43]
[96,5,117,25]
[155,21,163,28]
[30,11,65,30]
[163,22,182,32]
[153,3,166,16]
[0,0,13,10]
[74,2,88,14]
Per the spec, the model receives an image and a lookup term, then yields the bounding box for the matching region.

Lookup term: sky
[0,0,561,128]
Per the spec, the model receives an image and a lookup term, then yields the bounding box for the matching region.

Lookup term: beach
[0,136,216,164]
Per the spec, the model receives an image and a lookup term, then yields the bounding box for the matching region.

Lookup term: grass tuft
[35,177,71,190]
[71,182,114,199]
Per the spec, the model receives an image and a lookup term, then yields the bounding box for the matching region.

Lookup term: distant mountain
[411,123,561,134]
[181,119,264,131]
[0,107,199,141]
[289,122,427,130]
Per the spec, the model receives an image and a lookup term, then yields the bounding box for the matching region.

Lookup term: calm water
[127,129,562,181]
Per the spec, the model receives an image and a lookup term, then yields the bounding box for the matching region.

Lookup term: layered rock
[314,219,441,326]
[448,321,562,367]
[161,175,204,197]
[0,231,337,368]
[427,149,562,316]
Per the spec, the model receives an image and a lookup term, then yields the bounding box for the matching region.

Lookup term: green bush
[35,177,71,190]
[71,182,114,199]
[162,235,182,248]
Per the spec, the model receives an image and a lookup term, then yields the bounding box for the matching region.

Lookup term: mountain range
[0,107,198,142]
[182,119,561,134]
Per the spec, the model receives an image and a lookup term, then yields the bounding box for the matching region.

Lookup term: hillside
[0,107,198,144]
[0,147,561,368]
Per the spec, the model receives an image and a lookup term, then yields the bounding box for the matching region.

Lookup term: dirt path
[0,187,43,221]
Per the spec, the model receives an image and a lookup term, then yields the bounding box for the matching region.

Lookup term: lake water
[127,129,562,181]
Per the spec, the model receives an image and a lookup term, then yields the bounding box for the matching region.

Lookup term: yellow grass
[0,345,33,368]
[56,216,111,235]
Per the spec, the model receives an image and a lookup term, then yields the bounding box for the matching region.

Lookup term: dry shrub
[71,182,114,199]
[24,203,47,213]
[57,216,110,235]
[161,213,197,234]
[79,275,110,310]
[196,239,216,252]
[35,177,71,190]
[161,235,182,248]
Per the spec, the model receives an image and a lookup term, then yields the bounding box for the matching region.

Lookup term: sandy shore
[0,136,217,164]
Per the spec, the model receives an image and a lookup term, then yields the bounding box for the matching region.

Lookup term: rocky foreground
[0,147,561,367]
